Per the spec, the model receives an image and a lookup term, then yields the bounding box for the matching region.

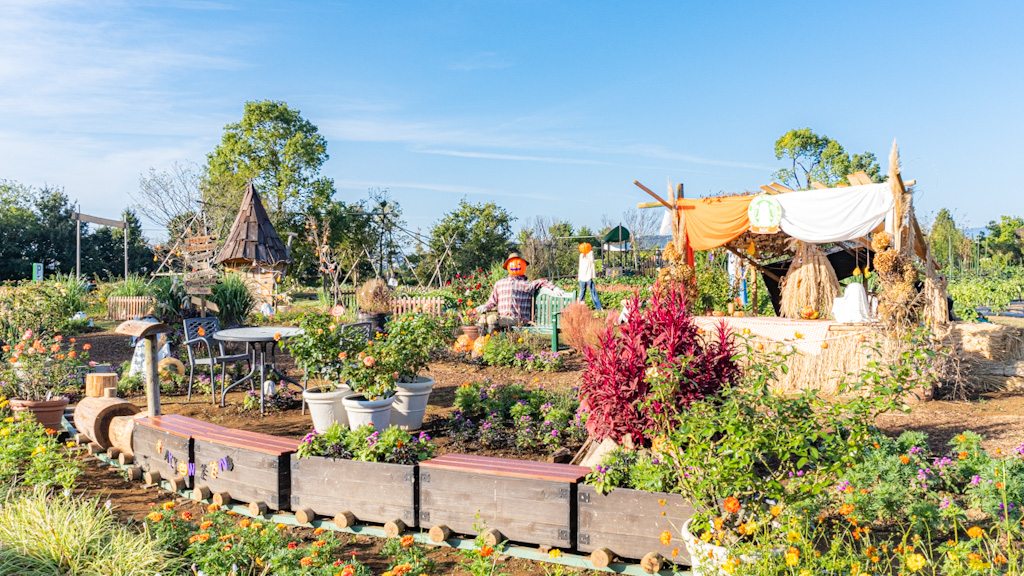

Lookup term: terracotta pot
[9,397,69,431]
[460,325,480,341]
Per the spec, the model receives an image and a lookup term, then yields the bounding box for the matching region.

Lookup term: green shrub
[0,410,81,491]
[149,276,188,323]
[210,273,256,326]
[107,274,151,298]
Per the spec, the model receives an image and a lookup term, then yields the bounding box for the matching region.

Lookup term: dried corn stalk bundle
[873,238,922,329]
[779,242,840,319]
[658,240,697,305]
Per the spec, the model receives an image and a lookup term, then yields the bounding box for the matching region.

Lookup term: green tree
[0,180,36,280]
[773,128,883,190]
[203,100,335,234]
[30,187,77,275]
[983,215,1024,264]
[927,209,971,270]
[81,211,154,279]
[426,200,514,279]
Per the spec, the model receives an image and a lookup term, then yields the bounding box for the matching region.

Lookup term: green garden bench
[522,286,577,352]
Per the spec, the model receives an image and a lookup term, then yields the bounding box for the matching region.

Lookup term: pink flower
[363,356,375,367]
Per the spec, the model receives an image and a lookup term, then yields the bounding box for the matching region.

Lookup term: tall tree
[983,215,1024,264]
[31,186,77,275]
[773,128,883,190]
[134,161,203,249]
[81,210,154,279]
[927,209,971,270]
[203,100,335,234]
[0,180,36,280]
[426,200,514,280]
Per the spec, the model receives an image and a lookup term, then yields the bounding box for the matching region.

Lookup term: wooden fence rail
[107,296,155,320]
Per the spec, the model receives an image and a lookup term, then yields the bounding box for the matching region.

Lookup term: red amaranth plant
[579,282,738,444]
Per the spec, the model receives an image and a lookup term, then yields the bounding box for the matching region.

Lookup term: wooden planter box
[191,427,300,512]
[418,454,589,548]
[290,456,417,526]
[576,484,695,564]
[132,415,222,489]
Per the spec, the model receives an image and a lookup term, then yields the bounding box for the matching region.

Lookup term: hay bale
[780,242,840,319]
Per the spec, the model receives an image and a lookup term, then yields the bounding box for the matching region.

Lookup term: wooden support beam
[810,181,828,189]
[723,245,782,283]
[759,185,778,195]
[633,181,674,210]
[768,182,794,193]
[637,201,665,209]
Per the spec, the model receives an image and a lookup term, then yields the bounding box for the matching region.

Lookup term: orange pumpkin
[800,306,818,320]
[471,334,491,358]
[453,334,474,353]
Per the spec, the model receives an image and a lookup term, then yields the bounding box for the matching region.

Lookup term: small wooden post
[248,501,269,517]
[482,528,503,547]
[192,486,212,502]
[212,492,232,507]
[428,524,452,543]
[126,466,142,481]
[144,470,162,485]
[640,552,663,574]
[295,508,316,525]
[118,452,134,466]
[114,321,172,418]
[384,519,407,538]
[590,548,614,569]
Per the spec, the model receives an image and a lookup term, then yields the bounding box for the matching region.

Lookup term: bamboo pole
[632,181,674,211]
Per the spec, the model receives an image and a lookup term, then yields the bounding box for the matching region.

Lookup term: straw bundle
[658,240,697,305]
[779,242,841,319]
[922,257,949,327]
[873,245,922,329]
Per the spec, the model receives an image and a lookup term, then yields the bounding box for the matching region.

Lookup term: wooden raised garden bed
[132,414,223,490]
[191,427,300,514]
[576,484,694,565]
[418,453,589,548]
[290,457,417,529]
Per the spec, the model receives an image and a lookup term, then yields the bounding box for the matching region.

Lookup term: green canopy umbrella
[601,225,631,244]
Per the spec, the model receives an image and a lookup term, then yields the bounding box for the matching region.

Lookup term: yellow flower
[659,530,672,546]
[549,549,562,558]
[906,553,927,572]
[770,505,782,517]
[31,445,46,456]
[785,547,800,567]
[162,501,175,511]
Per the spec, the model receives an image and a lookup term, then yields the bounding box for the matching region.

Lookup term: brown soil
[69,324,1024,573]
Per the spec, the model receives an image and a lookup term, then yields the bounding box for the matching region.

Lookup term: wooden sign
[187,243,216,253]
[186,235,217,245]
[186,286,213,295]
[185,268,218,282]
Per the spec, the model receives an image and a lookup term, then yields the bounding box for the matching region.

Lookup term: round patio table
[213,326,303,413]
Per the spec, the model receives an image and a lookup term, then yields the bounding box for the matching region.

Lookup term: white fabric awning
[776,182,893,244]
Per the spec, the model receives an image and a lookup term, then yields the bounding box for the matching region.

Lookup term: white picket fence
[391,296,447,317]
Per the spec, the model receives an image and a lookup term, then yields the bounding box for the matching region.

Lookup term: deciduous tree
[773,128,882,190]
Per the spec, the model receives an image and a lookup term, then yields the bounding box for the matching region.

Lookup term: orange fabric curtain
[679,196,754,251]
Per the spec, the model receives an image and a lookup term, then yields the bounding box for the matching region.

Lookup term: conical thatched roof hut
[215,181,292,306]
[215,181,292,267]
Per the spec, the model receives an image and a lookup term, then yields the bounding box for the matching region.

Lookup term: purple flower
[971,475,982,486]
[550,429,559,438]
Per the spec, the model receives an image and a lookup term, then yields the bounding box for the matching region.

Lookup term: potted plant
[291,423,435,525]
[355,278,393,333]
[284,313,368,432]
[377,312,454,429]
[0,330,89,430]
[339,350,397,430]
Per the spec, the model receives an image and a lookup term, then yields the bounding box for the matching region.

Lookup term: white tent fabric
[776,183,894,243]
[832,282,875,324]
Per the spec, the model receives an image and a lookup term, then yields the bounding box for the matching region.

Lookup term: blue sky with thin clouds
[2,1,1022,240]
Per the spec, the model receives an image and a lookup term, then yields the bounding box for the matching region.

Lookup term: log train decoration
[73,410,687,573]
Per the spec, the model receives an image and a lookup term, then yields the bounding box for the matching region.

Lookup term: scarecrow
[577,242,602,310]
[475,252,570,335]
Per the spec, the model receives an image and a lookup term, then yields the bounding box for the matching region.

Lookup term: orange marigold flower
[146,512,164,522]
[200,520,213,530]
[967,526,984,539]
[994,554,1008,565]
[479,546,494,557]
[899,455,910,464]
[363,355,375,367]
[958,452,968,460]
[313,539,327,547]
[996,482,1004,490]
[181,511,193,521]
[188,534,198,544]
[956,434,967,442]
[400,535,415,548]
[313,527,325,535]
[300,556,314,567]
[723,497,741,514]
[839,504,855,516]
[660,530,672,546]
[239,519,251,529]
[338,351,347,360]
[82,344,91,350]
[771,505,782,517]
[68,351,76,358]
[198,533,210,542]
[713,517,724,531]
[207,504,219,512]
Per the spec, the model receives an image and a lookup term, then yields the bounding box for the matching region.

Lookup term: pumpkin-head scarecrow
[578,242,592,255]
[504,252,528,276]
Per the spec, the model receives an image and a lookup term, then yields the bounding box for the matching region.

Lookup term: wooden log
[590,548,614,569]
[334,511,356,529]
[429,524,452,543]
[212,492,232,507]
[384,519,407,538]
[295,508,316,525]
[482,528,503,547]
[85,373,119,398]
[73,396,140,449]
[169,477,187,492]
[107,415,137,457]
[87,443,104,455]
[144,470,161,485]
[102,387,117,398]
[248,501,269,516]
[640,552,662,574]
[74,433,90,445]
[106,447,121,460]
[118,452,134,466]
[126,466,142,481]
[192,486,211,501]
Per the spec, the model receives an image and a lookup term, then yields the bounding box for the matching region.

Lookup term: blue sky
[2,1,1022,241]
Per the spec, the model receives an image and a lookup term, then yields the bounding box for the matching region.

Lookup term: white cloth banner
[776,183,894,243]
